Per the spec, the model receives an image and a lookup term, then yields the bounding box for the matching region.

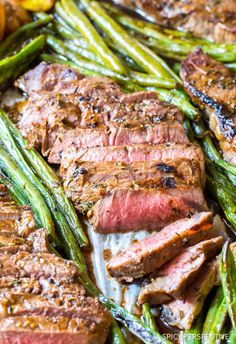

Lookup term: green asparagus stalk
[99,296,171,344]
[0,16,52,58]
[0,144,55,239]
[228,328,236,343]
[80,0,177,81]
[0,175,29,205]
[142,303,158,331]
[202,287,228,344]
[59,0,126,74]
[102,3,236,63]
[0,110,87,263]
[219,241,236,330]
[0,35,45,91]
[0,111,88,248]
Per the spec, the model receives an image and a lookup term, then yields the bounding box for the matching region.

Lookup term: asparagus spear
[59,0,126,75]
[142,303,158,331]
[0,35,45,91]
[202,287,228,344]
[228,328,236,343]
[0,144,55,239]
[0,16,52,58]
[102,3,236,63]
[0,111,88,248]
[220,241,236,330]
[80,0,176,81]
[0,110,87,262]
[0,175,29,205]
[99,295,171,344]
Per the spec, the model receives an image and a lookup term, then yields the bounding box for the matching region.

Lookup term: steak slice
[49,122,189,164]
[15,62,84,95]
[62,159,202,213]
[0,292,110,325]
[0,314,110,344]
[0,185,11,203]
[138,236,223,305]
[0,204,36,237]
[0,277,85,296]
[89,186,207,233]
[0,252,79,283]
[60,143,205,185]
[161,260,218,329]
[181,49,236,164]
[114,0,236,43]
[107,212,213,282]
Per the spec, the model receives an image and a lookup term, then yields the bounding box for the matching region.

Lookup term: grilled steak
[90,186,207,233]
[62,159,202,213]
[138,236,223,305]
[17,63,186,156]
[107,212,213,282]
[15,62,84,95]
[49,123,189,164]
[161,260,218,329]
[0,187,111,344]
[0,315,109,344]
[0,204,36,237]
[181,49,236,164]
[59,143,205,185]
[114,0,236,43]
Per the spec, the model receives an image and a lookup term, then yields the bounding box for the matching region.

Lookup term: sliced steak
[0,277,85,296]
[107,212,213,282]
[62,159,202,213]
[89,186,207,233]
[59,143,205,185]
[161,260,218,329]
[49,122,189,164]
[0,314,110,344]
[181,49,236,164]
[0,292,110,326]
[0,185,11,203]
[138,236,223,305]
[15,62,84,95]
[0,252,79,283]
[0,204,36,237]
[114,0,236,43]
[17,64,186,156]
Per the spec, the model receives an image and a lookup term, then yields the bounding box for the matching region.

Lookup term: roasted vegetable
[220,241,236,330]
[58,0,126,74]
[0,110,88,248]
[17,0,55,11]
[0,15,52,58]
[3,0,31,35]
[202,287,228,344]
[0,35,45,91]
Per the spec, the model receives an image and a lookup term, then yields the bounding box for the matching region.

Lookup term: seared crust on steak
[107,212,213,282]
[62,159,202,213]
[181,49,236,164]
[17,63,186,156]
[114,0,236,43]
[138,236,223,305]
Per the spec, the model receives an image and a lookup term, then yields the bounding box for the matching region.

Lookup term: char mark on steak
[138,236,223,305]
[61,159,202,214]
[114,0,236,43]
[107,212,214,282]
[180,48,236,164]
